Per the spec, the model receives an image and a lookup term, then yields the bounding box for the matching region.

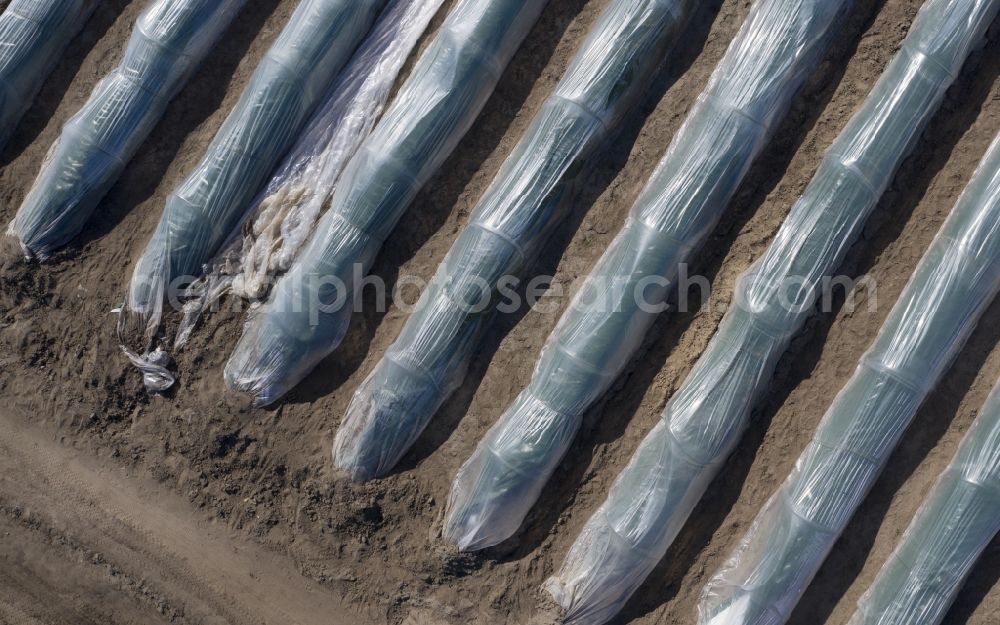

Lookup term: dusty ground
[2,0,1000,624]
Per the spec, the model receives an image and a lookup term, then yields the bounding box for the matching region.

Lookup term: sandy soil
[1,1,1000,624]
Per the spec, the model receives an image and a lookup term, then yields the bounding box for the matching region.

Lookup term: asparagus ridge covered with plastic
[699,128,1000,625]
[121,0,385,353]
[223,0,548,405]
[443,0,853,553]
[848,375,1000,625]
[0,0,95,153]
[331,0,691,482]
[542,1,1000,623]
[173,0,446,348]
[9,0,247,259]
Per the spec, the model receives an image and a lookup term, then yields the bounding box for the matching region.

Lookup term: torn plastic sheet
[331,0,692,482]
[119,0,386,390]
[122,346,174,392]
[174,0,446,349]
[223,0,548,405]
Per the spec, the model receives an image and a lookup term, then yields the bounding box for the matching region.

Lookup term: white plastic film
[699,129,1000,625]
[331,0,691,482]
[223,0,548,405]
[848,376,1000,625]
[0,0,96,152]
[174,0,446,349]
[443,0,852,553]
[544,1,1000,623]
[119,0,386,388]
[8,0,247,259]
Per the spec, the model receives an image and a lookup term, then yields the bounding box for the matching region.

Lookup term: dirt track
[1,0,1000,624]
[0,411,356,625]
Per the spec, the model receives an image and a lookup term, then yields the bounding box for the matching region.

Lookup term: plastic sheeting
[175,0,446,343]
[443,0,852,552]
[8,0,246,260]
[542,1,1000,623]
[699,130,1000,625]
[847,376,1000,625]
[331,0,691,482]
[121,0,385,350]
[0,0,95,152]
[223,0,548,405]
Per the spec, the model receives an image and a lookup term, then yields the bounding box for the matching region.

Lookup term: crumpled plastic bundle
[443,0,852,553]
[848,375,1000,625]
[174,0,446,345]
[223,0,548,405]
[699,129,1000,625]
[0,0,95,152]
[543,1,1000,623]
[120,0,386,385]
[330,0,692,482]
[8,0,247,260]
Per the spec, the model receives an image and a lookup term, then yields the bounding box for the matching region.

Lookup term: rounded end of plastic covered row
[224,339,293,407]
[2,228,37,261]
[223,285,354,405]
[332,357,443,482]
[223,313,313,407]
[544,512,662,625]
[443,444,531,551]
[444,391,583,551]
[332,389,388,480]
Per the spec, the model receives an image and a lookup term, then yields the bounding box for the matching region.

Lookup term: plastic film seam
[728,297,803,346]
[908,41,962,82]
[593,427,712,558]
[662,421,719,472]
[383,348,446,395]
[483,428,553,479]
[331,145,422,243]
[629,212,702,253]
[134,16,200,59]
[699,91,771,134]
[464,220,527,268]
[438,22,504,83]
[550,340,619,381]
[549,92,611,134]
[598,512,671,563]
[100,62,175,102]
[521,384,585,424]
[57,122,129,167]
[782,484,843,533]
[164,193,233,247]
[859,354,938,395]
[936,233,1000,281]
[258,49,314,101]
[66,34,190,163]
[888,478,1000,574]
[956,473,1000,497]
[821,152,881,199]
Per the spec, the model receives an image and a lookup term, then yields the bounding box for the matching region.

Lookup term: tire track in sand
[0,411,366,625]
